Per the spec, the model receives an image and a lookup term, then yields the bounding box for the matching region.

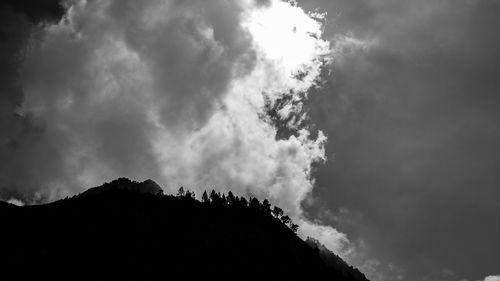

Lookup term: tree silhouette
[202,190,209,203]
[210,190,218,202]
[210,190,226,205]
[227,191,236,205]
[272,206,283,218]
[280,215,291,225]
[249,197,261,211]
[172,186,300,234]
[177,186,185,197]
[238,197,248,208]
[262,199,271,214]
[185,190,195,199]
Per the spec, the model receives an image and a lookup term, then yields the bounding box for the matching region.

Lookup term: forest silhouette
[0,178,369,280]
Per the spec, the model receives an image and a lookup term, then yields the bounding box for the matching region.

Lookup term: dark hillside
[0,178,368,280]
[306,237,369,281]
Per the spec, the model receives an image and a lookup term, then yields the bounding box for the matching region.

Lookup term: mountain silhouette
[0,178,369,280]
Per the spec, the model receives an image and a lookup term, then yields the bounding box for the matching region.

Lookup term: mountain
[0,178,369,280]
[81,178,164,196]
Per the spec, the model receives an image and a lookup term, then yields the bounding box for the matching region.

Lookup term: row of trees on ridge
[176,187,299,233]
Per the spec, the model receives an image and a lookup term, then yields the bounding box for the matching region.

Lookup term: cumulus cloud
[7,198,25,207]
[482,276,500,281]
[0,0,349,254]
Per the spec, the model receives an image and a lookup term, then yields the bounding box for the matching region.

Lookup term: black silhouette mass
[0,178,368,280]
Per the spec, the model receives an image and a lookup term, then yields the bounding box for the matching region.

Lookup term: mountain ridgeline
[0,178,369,280]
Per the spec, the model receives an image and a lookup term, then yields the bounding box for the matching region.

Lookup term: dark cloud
[0,0,258,201]
[298,0,500,280]
[1,0,346,252]
[106,0,256,129]
[0,0,67,201]
[1,0,64,23]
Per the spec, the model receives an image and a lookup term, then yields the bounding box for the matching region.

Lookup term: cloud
[0,0,349,255]
[298,220,349,253]
[7,198,24,206]
[482,276,500,281]
[329,34,378,67]
[298,0,500,279]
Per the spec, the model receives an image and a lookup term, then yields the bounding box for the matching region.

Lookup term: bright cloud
[482,276,500,281]
[7,198,25,207]
[3,0,349,255]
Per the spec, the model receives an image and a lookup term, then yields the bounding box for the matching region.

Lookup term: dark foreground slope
[0,179,368,280]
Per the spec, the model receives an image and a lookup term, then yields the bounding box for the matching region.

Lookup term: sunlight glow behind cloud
[245,0,330,88]
[6,0,350,255]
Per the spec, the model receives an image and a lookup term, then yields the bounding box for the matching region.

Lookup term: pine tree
[249,197,261,211]
[262,199,271,213]
[227,191,236,205]
[272,206,283,218]
[238,197,248,208]
[202,190,209,203]
[280,215,291,225]
[210,190,219,203]
[177,186,185,197]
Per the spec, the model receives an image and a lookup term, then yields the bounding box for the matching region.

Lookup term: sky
[0,0,499,281]
[297,0,500,280]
